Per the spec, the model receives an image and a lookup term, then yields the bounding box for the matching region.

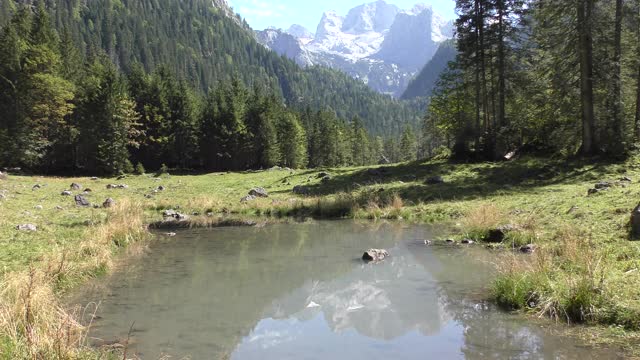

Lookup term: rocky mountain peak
[287,24,314,41]
[257,1,454,97]
[316,11,345,41]
[341,0,399,34]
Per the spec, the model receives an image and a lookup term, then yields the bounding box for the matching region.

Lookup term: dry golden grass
[0,199,149,359]
[391,194,404,210]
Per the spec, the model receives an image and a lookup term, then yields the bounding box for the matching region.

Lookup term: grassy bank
[1,157,640,357]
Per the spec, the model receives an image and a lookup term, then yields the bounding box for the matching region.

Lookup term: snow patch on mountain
[256,1,454,97]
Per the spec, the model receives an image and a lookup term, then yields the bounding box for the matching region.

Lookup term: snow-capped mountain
[255,1,453,97]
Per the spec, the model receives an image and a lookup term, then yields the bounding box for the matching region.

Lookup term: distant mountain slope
[256,1,453,97]
[401,40,457,100]
[0,0,422,135]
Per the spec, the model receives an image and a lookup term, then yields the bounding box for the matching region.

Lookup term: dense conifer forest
[424,0,640,160]
[0,0,423,174]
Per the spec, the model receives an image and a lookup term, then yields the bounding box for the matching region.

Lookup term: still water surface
[75,221,623,359]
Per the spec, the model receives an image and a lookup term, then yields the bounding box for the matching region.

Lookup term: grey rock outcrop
[75,195,90,207]
[257,1,453,97]
[249,188,269,198]
[17,224,37,232]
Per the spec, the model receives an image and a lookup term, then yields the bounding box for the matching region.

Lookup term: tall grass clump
[0,199,150,358]
[462,204,503,240]
[491,225,623,327]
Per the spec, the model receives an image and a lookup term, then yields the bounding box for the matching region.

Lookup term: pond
[73,221,622,359]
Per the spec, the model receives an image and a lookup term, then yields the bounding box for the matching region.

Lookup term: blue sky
[228,0,456,32]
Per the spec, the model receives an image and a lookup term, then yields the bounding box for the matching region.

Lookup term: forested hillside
[424,0,640,160]
[0,0,422,136]
[402,40,457,100]
[0,0,428,174]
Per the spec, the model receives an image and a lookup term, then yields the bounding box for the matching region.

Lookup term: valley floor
[1,156,640,358]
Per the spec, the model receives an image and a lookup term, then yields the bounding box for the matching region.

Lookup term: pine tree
[277,112,307,169]
[399,126,418,162]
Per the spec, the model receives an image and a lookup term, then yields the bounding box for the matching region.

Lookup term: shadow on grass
[292,157,628,203]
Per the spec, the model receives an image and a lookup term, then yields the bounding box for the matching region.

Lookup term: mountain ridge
[256,1,453,97]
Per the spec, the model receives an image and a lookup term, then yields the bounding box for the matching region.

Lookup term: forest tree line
[0,0,423,137]
[0,4,420,174]
[424,0,640,160]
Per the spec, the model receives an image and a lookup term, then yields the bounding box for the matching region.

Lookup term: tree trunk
[578,0,596,155]
[636,63,640,139]
[498,0,506,130]
[474,0,482,144]
[636,0,640,140]
[611,0,623,151]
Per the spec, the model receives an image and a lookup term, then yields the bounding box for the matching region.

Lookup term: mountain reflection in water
[73,221,622,360]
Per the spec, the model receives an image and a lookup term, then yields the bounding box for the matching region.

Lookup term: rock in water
[249,188,269,198]
[74,195,90,207]
[103,198,116,208]
[362,249,389,262]
[631,204,640,240]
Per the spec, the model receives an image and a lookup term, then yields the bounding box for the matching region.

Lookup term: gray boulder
[70,183,82,190]
[241,195,257,203]
[74,195,90,207]
[520,244,538,254]
[362,249,389,262]
[594,182,611,190]
[32,184,41,191]
[61,191,72,196]
[317,172,330,178]
[249,187,269,198]
[103,198,116,208]
[16,224,37,232]
[485,224,521,243]
[106,184,129,189]
[162,209,189,221]
[321,176,331,184]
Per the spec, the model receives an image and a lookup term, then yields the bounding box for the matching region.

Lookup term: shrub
[123,159,134,174]
[134,162,146,175]
[155,164,170,177]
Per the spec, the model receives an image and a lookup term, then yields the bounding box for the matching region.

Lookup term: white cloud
[233,0,288,19]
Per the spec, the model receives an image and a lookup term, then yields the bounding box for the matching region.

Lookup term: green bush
[134,162,146,175]
[155,164,170,177]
